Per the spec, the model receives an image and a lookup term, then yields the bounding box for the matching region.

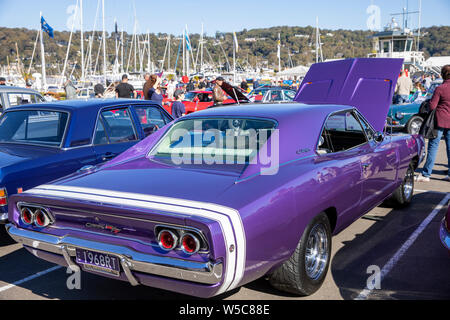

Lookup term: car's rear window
[149,118,277,167]
[0,110,69,147]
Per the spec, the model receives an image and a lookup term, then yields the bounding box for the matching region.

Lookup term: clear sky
[0,0,448,36]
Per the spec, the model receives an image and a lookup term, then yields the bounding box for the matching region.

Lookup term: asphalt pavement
[0,141,449,300]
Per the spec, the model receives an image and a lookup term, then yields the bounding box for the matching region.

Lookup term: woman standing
[417,65,450,182]
[146,74,164,105]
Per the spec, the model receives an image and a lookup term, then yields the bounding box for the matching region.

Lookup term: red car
[164,90,236,115]
[440,205,450,254]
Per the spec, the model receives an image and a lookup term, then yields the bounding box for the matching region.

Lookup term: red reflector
[0,198,7,206]
[159,230,177,250]
[181,234,200,255]
[21,208,33,225]
[35,210,46,227]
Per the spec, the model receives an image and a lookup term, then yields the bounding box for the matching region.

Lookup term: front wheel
[406,116,423,135]
[269,213,332,296]
[390,164,415,208]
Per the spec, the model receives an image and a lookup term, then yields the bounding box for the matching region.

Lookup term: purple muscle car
[6,59,425,298]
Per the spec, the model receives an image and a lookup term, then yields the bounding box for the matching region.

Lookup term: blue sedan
[0,99,173,223]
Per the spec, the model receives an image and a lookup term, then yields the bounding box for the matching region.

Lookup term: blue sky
[0,0,448,35]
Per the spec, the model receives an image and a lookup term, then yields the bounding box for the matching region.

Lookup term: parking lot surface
[0,141,449,300]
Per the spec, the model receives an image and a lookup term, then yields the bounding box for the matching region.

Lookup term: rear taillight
[35,209,51,227]
[0,188,7,206]
[158,230,178,251]
[20,207,34,225]
[19,206,53,228]
[156,228,206,255]
[181,233,201,255]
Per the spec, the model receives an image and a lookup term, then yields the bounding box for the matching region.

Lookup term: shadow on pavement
[330,191,450,300]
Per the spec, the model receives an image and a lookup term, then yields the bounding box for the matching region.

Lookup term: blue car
[0,99,173,223]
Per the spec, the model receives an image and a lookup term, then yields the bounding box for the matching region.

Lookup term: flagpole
[39,12,47,91]
[233,32,236,85]
[80,0,85,84]
[102,0,107,84]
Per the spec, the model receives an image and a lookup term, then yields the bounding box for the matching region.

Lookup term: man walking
[116,74,137,99]
[395,71,413,104]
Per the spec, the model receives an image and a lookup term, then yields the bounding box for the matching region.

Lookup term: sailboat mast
[80,0,85,83]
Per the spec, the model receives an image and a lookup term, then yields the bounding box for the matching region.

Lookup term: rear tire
[390,163,415,208]
[269,213,332,296]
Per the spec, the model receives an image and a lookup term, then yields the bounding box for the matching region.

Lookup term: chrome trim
[6,224,222,285]
[0,212,8,222]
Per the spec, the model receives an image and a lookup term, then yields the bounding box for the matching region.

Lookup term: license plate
[75,249,121,276]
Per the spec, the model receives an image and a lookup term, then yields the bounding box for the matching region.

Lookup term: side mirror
[374,131,385,143]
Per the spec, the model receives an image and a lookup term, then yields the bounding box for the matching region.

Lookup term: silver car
[0,86,45,112]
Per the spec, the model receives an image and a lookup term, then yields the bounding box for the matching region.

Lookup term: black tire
[390,163,415,208]
[406,116,423,135]
[269,212,332,296]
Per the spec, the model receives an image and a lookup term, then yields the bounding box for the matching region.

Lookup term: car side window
[99,108,137,143]
[356,113,375,141]
[93,118,109,145]
[318,111,368,154]
[135,106,167,138]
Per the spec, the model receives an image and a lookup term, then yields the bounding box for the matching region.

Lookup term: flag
[185,29,191,51]
[233,32,239,53]
[277,34,281,59]
[41,16,54,39]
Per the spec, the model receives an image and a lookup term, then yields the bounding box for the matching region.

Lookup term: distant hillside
[0,25,448,76]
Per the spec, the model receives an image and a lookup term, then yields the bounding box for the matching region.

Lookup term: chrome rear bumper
[6,224,222,286]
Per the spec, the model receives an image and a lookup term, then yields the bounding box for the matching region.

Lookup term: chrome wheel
[305,223,329,280]
[409,119,422,135]
[403,167,414,200]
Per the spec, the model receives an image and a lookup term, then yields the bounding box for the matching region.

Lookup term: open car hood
[220,82,250,103]
[294,58,403,132]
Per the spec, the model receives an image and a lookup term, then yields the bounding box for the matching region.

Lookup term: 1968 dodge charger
[6,59,425,298]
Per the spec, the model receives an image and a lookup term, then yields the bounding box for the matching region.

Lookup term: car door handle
[102,153,116,161]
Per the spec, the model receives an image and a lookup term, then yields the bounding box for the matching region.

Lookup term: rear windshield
[149,118,277,168]
[0,110,69,147]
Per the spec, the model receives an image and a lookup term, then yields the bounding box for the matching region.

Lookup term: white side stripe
[25,185,246,295]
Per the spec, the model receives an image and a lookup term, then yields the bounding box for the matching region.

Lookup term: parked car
[0,99,173,224]
[248,87,296,103]
[387,80,443,135]
[164,90,238,115]
[440,205,450,254]
[5,58,425,298]
[0,86,45,113]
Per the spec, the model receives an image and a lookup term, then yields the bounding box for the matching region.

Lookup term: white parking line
[355,193,450,300]
[0,266,62,293]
